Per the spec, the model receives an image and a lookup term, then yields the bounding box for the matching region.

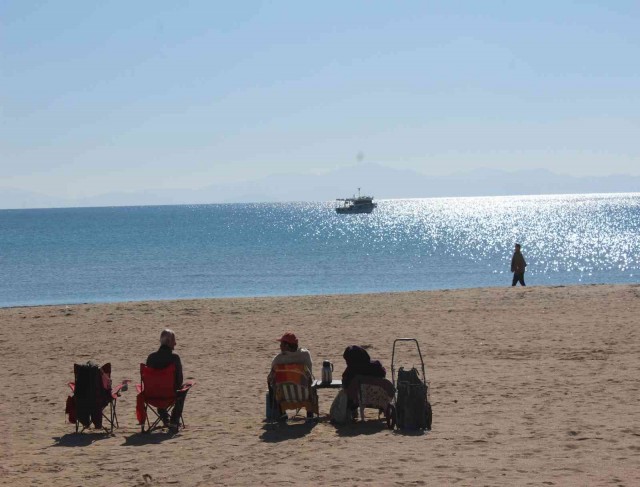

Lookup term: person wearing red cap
[269,332,313,375]
[267,332,314,419]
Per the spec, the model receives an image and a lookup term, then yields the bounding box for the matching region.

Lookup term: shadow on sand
[334,420,391,437]
[260,418,319,443]
[52,432,112,447]
[122,430,177,446]
[335,421,430,437]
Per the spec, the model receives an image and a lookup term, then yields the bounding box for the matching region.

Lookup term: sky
[1,1,639,199]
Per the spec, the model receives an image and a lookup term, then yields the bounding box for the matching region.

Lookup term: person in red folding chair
[137,329,193,433]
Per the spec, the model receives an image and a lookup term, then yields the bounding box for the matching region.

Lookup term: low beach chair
[347,375,396,429]
[65,362,128,434]
[272,363,319,420]
[136,363,195,433]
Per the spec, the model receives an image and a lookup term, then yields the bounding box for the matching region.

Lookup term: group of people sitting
[70,329,388,431]
[267,332,388,420]
[66,328,189,433]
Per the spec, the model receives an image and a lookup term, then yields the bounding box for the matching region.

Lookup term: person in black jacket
[146,329,185,430]
[341,345,387,418]
[511,243,527,286]
[341,345,386,388]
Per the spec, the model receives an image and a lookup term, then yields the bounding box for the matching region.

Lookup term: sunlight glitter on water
[312,193,640,280]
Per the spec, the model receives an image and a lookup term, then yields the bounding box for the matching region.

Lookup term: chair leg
[101,412,110,434]
[143,404,171,433]
[76,421,88,433]
[113,400,119,429]
[141,404,149,433]
[109,401,115,433]
[101,402,116,434]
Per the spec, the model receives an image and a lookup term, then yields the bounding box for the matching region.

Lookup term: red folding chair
[65,362,130,434]
[136,363,195,433]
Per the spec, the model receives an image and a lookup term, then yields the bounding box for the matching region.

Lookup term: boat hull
[336,205,375,214]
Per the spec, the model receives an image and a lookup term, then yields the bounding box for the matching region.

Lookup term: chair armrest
[178,380,195,393]
[67,382,75,392]
[111,379,131,398]
[135,383,144,394]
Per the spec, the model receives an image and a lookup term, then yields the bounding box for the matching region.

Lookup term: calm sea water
[1,193,639,307]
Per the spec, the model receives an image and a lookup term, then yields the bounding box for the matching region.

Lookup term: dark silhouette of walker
[511,243,527,286]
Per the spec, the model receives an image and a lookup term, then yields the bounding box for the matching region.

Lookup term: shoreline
[1,283,639,485]
[0,281,631,310]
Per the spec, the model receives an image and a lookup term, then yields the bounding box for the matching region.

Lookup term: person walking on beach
[146,328,187,431]
[511,243,527,286]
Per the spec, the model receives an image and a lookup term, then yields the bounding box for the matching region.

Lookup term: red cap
[276,332,298,346]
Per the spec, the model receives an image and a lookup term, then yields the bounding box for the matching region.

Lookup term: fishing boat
[335,188,377,214]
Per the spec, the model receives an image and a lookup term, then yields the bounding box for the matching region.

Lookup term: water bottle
[321,360,333,384]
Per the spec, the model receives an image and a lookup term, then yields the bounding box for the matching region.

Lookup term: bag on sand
[265,392,279,421]
[329,389,349,424]
[396,367,432,430]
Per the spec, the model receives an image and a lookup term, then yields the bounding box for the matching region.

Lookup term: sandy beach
[1,284,639,486]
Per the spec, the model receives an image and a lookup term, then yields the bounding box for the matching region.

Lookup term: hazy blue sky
[2,1,639,198]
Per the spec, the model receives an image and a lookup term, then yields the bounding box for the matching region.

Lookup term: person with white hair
[146,328,185,431]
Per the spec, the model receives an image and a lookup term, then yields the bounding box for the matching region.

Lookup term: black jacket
[341,345,386,388]
[511,251,527,273]
[146,345,183,387]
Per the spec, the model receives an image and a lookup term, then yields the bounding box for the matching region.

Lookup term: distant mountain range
[2,164,639,209]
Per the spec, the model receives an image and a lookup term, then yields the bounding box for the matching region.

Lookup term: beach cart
[390,338,432,430]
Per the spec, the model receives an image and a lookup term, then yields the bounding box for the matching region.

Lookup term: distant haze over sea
[2,164,640,209]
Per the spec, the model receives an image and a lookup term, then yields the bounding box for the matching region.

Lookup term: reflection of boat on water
[336,188,377,214]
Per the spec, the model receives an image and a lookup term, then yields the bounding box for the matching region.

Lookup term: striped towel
[279,383,309,402]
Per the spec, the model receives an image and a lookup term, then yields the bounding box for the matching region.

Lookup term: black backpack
[396,367,432,430]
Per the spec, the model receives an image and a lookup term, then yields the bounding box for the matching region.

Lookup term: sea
[1,193,639,308]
